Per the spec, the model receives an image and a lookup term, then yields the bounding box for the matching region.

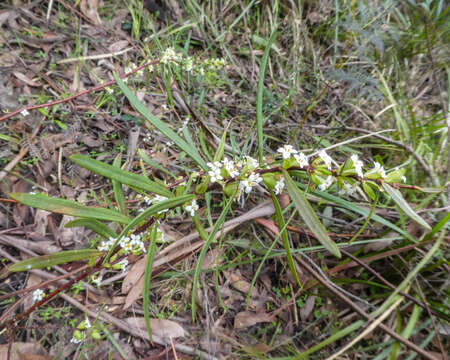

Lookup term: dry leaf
[222,271,254,295]
[125,317,186,340]
[108,40,129,52]
[299,296,316,321]
[13,72,41,87]
[80,0,102,24]
[0,342,48,360]
[234,311,274,330]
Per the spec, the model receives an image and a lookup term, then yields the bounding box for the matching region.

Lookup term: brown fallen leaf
[234,311,274,330]
[125,317,186,341]
[0,342,49,360]
[79,0,102,24]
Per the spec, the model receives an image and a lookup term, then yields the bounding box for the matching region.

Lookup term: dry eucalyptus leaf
[234,311,274,330]
[125,317,186,340]
[0,342,48,360]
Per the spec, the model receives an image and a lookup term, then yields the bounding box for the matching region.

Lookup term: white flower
[84,317,91,329]
[274,178,285,195]
[339,182,358,196]
[32,289,45,303]
[183,57,194,72]
[119,236,133,254]
[373,162,386,178]
[147,195,169,214]
[185,199,199,217]
[401,176,407,183]
[98,237,115,251]
[294,152,309,167]
[222,158,239,178]
[245,156,259,170]
[277,144,298,159]
[351,154,364,178]
[70,336,82,344]
[239,172,262,194]
[21,109,30,117]
[318,150,333,170]
[161,47,183,65]
[318,175,334,191]
[117,258,129,273]
[208,161,223,183]
[91,273,103,286]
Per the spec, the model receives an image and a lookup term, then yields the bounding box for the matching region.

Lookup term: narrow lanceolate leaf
[213,122,231,162]
[9,249,103,272]
[65,219,117,239]
[114,73,208,171]
[382,183,431,230]
[282,170,341,258]
[112,154,126,214]
[9,193,131,224]
[70,154,171,197]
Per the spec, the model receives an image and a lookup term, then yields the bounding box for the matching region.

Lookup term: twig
[56,47,134,64]
[0,59,160,123]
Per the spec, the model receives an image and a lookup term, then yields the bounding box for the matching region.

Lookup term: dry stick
[0,59,160,123]
[295,255,437,360]
[58,293,218,360]
[340,249,448,321]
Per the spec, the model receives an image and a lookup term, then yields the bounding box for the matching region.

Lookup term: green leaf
[271,192,302,287]
[112,154,126,214]
[70,154,171,197]
[138,149,176,178]
[256,29,278,163]
[10,193,131,224]
[282,170,341,258]
[9,249,103,272]
[382,183,431,230]
[213,122,231,162]
[65,219,117,239]
[143,224,158,342]
[114,73,208,170]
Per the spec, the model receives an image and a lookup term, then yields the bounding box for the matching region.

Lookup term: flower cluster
[70,316,102,344]
[98,233,146,255]
[185,199,199,217]
[207,157,245,184]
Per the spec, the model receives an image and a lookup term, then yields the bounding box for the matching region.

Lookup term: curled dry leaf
[125,317,186,340]
[234,311,274,330]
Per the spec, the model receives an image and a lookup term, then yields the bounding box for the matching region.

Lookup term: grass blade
[283,170,341,258]
[114,73,208,170]
[9,193,131,224]
[143,224,158,342]
[191,192,236,320]
[70,154,171,197]
[112,154,126,214]
[271,192,302,287]
[256,29,278,163]
[9,249,103,272]
[382,183,431,230]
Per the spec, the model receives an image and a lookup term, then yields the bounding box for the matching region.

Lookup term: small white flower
[32,289,45,303]
[239,172,263,194]
[161,47,183,65]
[208,161,223,183]
[401,176,407,183]
[339,182,358,196]
[21,109,30,117]
[117,258,129,273]
[351,154,364,178]
[84,317,91,329]
[277,144,298,159]
[207,161,222,171]
[70,336,82,344]
[274,178,285,195]
[373,162,386,178]
[318,175,334,191]
[91,273,103,286]
[183,57,194,72]
[185,199,199,217]
[222,158,240,178]
[318,150,333,170]
[98,237,115,251]
[245,156,259,170]
[294,152,309,167]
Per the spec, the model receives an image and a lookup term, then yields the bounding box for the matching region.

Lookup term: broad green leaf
[271,192,302,287]
[70,154,171,197]
[9,249,103,272]
[382,183,431,230]
[104,194,195,263]
[282,170,341,258]
[65,218,117,239]
[112,154,126,214]
[256,29,278,163]
[114,73,208,170]
[10,193,131,224]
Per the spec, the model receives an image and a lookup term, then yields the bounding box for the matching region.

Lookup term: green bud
[91,329,102,340]
[262,173,278,190]
[195,176,209,194]
[282,158,297,169]
[73,329,83,341]
[362,181,378,201]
